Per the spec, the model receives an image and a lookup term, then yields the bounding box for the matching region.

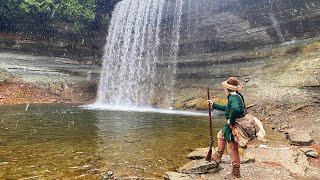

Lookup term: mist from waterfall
[95,0,183,108]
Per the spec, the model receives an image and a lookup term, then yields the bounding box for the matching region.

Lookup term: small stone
[102,171,113,180]
[186,148,210,160]
[85,61,93,65]
[286,131,314,146]
[299,148,319,158]
[280,124,290,129]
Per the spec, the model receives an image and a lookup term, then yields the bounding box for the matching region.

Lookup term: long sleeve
[213,102,230,120]
[212,103,226,111]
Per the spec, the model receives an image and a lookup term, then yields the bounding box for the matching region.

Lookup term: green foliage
[0,0,96,31]
[57,0,96,23]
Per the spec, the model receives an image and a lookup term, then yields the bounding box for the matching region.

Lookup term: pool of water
[0,104,286,179]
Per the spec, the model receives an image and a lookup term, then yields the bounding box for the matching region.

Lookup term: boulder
[286,131,314,146]
[186,148,211,160]
[177,159,219,174]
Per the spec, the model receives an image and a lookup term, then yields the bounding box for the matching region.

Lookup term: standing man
[208,77,246,179]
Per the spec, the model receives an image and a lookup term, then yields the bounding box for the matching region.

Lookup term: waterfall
[95,0,183,108]
[164,0,183,107]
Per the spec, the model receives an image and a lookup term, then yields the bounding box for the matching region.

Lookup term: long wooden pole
[205,87,213,161]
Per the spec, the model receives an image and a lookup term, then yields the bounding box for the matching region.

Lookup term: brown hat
[222,77,242,91]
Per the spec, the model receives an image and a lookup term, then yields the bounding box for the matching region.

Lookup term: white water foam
[83,103,206,116]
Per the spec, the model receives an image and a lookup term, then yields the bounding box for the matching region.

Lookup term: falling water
[269,13,285,43]
[162,0,184,107]
[95,0,183,108]
[269,0,285,43]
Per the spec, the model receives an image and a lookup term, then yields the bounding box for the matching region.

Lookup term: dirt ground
[249,104,320,143]
[0,82,95,105]
[245,47,320,146]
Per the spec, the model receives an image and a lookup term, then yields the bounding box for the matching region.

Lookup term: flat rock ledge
[186,148,209,160]
[178,159,219,174]
[164,159,219,180]
[165,145,320,179]
[164,147,255,180]
[286,131,314,146]
[164,148,220,180]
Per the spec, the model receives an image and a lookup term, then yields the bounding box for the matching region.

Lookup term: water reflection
[93,109,213,178]
[0,104,285,179]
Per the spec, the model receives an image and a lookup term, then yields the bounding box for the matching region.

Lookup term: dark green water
[0,104,285,179]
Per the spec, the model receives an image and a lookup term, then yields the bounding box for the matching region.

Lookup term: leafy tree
[0,0,96,32]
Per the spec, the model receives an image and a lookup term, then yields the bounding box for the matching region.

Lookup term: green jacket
[212,93,246,142]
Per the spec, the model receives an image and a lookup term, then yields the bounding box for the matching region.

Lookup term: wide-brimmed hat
[222,77,242,91]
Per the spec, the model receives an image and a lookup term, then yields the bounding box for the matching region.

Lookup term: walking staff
[205,87,213,161]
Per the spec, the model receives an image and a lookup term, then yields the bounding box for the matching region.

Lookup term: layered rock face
[158,0,320,106]
[164,0,320,55]
[150,0,319,85]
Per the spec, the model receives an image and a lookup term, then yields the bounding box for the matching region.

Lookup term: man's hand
[207,100,214,105]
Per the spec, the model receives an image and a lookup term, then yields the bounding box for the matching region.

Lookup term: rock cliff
[1,0,319,63]
[171,0,320,55]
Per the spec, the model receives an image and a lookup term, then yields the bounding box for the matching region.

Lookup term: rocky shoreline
[162,40,320,179]
[158,98,320,179]
[164,144,319,179]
